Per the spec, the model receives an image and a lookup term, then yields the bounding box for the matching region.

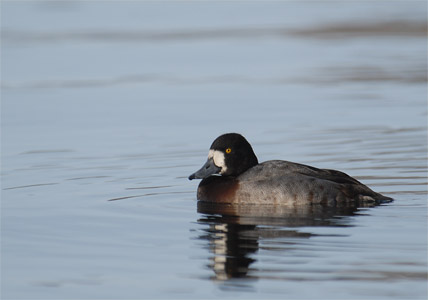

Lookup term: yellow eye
[225,148,232,154]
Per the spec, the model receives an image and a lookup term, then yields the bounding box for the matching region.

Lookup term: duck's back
[235,160,391,205]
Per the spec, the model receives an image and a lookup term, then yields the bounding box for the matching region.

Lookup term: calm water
[1,2,427,299]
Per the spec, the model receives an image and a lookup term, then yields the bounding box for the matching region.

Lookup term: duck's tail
[358,192,393,204]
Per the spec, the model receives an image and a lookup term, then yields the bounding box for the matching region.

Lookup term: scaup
[189,133,392,205]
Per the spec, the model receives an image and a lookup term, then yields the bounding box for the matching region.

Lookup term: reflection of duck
[189,133,393,204]
[205,222,257,281]
[197,201,361,281]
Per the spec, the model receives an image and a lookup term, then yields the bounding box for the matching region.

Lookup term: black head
[189,133,259,180]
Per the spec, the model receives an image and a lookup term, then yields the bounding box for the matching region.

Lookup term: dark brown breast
[197,176,240,203]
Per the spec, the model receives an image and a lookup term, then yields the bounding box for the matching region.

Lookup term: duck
[188,133,392,205]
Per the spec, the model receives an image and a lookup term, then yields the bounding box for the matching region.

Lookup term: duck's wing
[250,160,360,185]
[304,168,362,185]
[234,160,393,204]
[240,160,392,203]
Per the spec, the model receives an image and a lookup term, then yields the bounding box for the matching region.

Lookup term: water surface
[1,2,427,299]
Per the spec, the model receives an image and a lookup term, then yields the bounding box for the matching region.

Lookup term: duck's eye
[225,148,232,154]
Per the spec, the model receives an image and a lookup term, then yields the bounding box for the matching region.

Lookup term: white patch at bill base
[208,149,227,174]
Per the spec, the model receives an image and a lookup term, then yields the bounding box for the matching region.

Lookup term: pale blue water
[1,1,427,299]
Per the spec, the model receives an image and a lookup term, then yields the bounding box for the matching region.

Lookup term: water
[1,1,427,299]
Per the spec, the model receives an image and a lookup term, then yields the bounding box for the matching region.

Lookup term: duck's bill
[188,158,221,180]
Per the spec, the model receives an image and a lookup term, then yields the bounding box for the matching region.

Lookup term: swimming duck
[189,133,392,205]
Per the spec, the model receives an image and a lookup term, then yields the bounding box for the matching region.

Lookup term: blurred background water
[1,1,427,299]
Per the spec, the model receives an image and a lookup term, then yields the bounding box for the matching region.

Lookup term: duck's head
[189,133,258,180]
